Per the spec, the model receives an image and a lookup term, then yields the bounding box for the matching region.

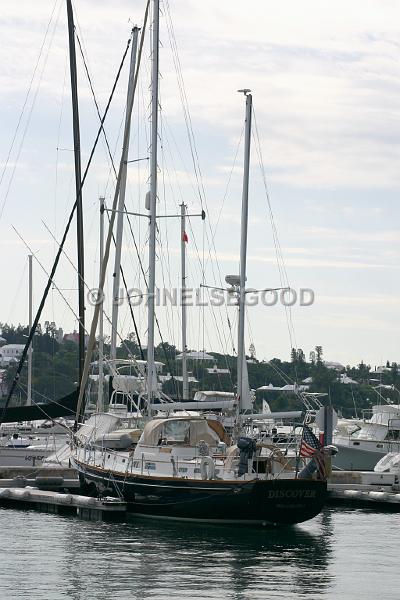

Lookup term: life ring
[200,456,215,480]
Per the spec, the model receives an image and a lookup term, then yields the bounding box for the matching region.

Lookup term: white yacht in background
[0,418,72,467]
[0,430,67,467]
[333,404,400,470]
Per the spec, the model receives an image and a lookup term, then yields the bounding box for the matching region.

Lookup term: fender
[200,456,215,480]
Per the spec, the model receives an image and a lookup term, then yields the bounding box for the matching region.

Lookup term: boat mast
[66,0,85,388]
[27,254,33,406]
[110,27,140,361]
[147,0,160,408]
[97,197,105,412]
[237,90,252,413]
[74,27,141,426]
[180,203,188,399]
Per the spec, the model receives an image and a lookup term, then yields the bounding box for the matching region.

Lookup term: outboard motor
[298,445,338,480]
[298,458,318,480]
[237,437,257,477]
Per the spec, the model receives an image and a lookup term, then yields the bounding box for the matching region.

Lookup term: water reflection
[62,511,335,600]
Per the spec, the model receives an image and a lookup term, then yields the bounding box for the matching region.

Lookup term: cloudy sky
[0,0,399,368]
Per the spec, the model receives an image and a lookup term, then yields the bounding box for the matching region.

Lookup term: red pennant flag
[182,231,188,243]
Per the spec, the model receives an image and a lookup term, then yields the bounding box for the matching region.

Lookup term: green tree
[315,345,323,365]
[357,361,370,384]
[391,362,399,385]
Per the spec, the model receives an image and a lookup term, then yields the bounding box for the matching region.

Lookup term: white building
[206,365,230,375]
[0,344,25,367]
[176,351,214,361]
[340,373,358,385]
[258,383,310,392]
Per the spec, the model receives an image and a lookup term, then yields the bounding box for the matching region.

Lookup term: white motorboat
[333,404,400,470]
[0,432,65,467]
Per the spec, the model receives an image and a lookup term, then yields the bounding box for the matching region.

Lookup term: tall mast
[27,254,33,406]
[180,203,188,399]
[110,27,140,360]
[97,198,105,412]
[147,0,160,407]
[66,0,85,388]
[237,90,252,412]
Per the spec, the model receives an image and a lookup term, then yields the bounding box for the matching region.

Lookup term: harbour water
[1,507,398,599]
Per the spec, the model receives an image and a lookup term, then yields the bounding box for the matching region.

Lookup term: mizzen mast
[237,90,252,413]
[66,0,85,389]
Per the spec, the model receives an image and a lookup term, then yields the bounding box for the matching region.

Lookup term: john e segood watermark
[87,286,315,308]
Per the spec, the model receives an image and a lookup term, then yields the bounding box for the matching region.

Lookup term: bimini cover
[139,417,221,447]
[76,413,122,443]
[113,375,145,394]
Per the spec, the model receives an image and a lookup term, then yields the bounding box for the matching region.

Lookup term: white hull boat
[333,404,400,471]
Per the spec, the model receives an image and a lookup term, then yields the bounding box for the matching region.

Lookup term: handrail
[75,442,303,481]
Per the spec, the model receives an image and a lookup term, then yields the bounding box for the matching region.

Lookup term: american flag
[300,425,326,479]
[299,424,321,457]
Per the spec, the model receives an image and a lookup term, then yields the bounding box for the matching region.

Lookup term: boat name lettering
[267,489,316,499]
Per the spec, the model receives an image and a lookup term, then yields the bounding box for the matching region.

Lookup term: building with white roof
[176,351,214,361]
[206,365,230,375]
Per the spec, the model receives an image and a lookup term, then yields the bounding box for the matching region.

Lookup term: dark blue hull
[73,458,327,525]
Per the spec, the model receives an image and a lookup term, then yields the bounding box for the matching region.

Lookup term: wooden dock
[0,466,80,490]
[327,469,400,509]
[0,465,127,521]
[0,487,127,521]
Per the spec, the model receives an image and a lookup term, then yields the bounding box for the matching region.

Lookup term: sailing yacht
[72,414,327,525]
[70,0,329,526]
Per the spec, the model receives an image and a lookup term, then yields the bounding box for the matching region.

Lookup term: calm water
[1,507,399,599]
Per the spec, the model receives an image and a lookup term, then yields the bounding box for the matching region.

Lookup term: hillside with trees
[0,322,398,417]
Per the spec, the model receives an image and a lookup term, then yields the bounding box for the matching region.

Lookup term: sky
[0,0,399,368]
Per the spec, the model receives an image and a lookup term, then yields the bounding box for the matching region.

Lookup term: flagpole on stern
[295,420,307,478]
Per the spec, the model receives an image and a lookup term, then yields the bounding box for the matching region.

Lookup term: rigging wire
[252,107,298,352]
[163,2,243,385]
[250,105,308,395]
[74,17,151,360]
[158,109,236,381]
[161,5,304,401]
[74,13,177,369]
[0,0,63,221]
[11,224,149,409]
[12,225,88,338]
[1,34,133,422]
[40,220,145,365]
